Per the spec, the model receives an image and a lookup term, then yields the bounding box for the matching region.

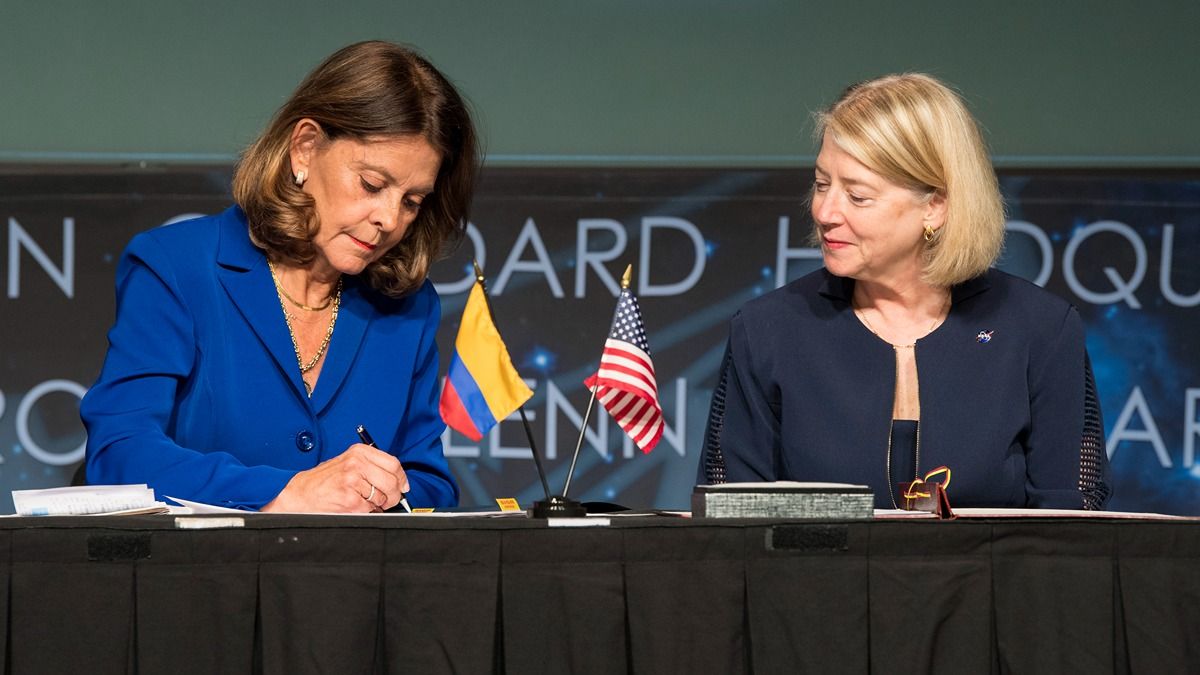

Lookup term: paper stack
[12,484,169,516]
[692,481,874,519]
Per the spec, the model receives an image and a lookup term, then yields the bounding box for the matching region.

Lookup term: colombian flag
[439,282,534,441]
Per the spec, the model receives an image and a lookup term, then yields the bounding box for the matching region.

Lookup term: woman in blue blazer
[701,74,1111,510]
[80,42,477,512]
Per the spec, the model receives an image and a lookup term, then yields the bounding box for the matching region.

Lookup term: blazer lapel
[214,208,310,402]
[310,275,372,414]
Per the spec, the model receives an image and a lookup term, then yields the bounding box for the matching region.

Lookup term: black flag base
[529,495,587,518]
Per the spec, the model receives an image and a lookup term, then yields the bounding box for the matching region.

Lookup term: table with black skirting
[0,514,1195,674]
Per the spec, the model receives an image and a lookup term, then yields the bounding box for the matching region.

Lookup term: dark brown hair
[233,41,479,297]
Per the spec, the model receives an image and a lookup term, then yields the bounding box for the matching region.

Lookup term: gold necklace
[854,294,951,349]
[856,294,947,508]
[268,260,336,311]
[885,357,923,508]
[268,264,342,397]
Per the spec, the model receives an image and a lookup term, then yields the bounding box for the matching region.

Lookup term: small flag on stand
[583,284,663,454]
[439,282,533,441]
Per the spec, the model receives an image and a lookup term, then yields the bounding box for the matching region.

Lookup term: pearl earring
[294,171,307,186]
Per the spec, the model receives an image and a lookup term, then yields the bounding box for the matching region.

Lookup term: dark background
[2,166,1196,514]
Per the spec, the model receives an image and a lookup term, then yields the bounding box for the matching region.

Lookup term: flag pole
[562,263,631,498]
[471,260,551,501]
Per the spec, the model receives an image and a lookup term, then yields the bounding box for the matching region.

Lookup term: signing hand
[261,443,409,513]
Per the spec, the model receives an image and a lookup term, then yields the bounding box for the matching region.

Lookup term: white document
[951,507,1194,520]
[166,497,249,514]
[12,484,168,516]
[873,508,1194,520]
[165,497,522,517]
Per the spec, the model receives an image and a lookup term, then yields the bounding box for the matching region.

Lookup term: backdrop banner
[1,167,1197,514]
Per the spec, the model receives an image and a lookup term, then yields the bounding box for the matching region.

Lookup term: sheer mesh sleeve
[1079,355,1111,510]
[700,347,732,485]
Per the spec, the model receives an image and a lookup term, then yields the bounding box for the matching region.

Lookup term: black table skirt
[0,515,1197,674]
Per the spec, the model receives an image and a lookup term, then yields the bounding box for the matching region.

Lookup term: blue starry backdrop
[1,168,1197,513]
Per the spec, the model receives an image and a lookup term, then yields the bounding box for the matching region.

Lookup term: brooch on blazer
[976,330,994,343]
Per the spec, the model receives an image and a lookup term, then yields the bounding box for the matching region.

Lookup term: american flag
[584,287,663,454]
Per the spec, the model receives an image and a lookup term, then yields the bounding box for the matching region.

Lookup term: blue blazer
[80,207,458,509]
[707,268,1111,510]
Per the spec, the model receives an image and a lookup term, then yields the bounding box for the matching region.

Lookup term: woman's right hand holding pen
[260,444,410,513]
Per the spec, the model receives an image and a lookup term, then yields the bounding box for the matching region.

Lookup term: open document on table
[167,496,531,517]
[873,508,1196,520]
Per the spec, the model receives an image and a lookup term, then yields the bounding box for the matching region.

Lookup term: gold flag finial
[472,259,484,282]
[620,264,632,290]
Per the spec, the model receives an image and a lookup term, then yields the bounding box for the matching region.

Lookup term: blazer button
[295,430,316,453]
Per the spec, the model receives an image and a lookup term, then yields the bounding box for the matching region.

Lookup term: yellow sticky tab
[411,508,435,513]
[495,498,521,512]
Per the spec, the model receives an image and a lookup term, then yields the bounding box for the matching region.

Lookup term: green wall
[2,1,1197,167]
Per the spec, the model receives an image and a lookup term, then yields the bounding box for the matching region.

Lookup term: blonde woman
[701,74,1110,510]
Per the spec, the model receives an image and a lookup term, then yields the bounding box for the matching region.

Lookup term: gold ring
[366,484,376,502]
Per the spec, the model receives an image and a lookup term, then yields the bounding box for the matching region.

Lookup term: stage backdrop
[1,167,1197,514]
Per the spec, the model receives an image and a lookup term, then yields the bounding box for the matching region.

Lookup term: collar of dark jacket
[816,268,992,304]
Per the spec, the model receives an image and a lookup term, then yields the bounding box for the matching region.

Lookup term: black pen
[356,424,413,513]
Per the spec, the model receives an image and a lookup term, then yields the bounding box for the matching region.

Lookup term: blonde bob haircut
[233,41,479,297]
[815,73,1005,287]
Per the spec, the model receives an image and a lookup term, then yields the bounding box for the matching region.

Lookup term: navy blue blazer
[80,207,458,509]
[705,268,1111,509]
